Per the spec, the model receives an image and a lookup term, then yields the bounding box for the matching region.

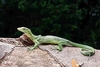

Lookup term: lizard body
[17,27,95,56]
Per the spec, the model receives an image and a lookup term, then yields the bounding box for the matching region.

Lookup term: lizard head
[17,27,31,34]
[17,27,36,40]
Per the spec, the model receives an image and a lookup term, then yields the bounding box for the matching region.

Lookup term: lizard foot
[28,47,35,51]
[52,46,62,51]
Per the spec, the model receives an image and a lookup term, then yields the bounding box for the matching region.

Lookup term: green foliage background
[0,0,100,49]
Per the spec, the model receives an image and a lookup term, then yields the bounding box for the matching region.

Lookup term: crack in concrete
[39,47,66,67]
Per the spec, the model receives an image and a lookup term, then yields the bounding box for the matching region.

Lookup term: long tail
[67,41,95,56]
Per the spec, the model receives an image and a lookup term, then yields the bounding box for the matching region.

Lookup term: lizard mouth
[17,28,20,30]
[17,27,21,31]
[17,27,23,32]
[17,27,24,30]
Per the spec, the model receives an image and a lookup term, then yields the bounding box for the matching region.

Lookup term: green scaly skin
[17,27,95,56]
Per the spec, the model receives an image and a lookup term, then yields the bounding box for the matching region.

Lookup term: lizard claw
[28,47,35,51]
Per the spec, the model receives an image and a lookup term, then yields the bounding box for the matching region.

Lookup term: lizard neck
[25,31,36,41]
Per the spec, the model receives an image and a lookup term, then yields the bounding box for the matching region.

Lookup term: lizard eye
[23,27,27,30]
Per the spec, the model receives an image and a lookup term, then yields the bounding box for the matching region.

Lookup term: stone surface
[0,49,5,60]
[0,37,100,67]
[1,47,61,67]
[0,42,15,60]
[0,42,15,53]
[39,45,100,67]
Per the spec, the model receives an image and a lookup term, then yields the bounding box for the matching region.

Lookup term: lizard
[17,27,95,56]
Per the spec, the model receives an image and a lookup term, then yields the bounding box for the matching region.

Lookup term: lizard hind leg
[56,42,67,51]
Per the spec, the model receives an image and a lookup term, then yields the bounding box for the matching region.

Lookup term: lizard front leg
[35,35,41,40]
[29,40,40,50]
